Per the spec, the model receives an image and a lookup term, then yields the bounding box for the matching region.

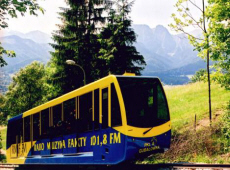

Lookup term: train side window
[102,88,108,129]
[53,104,62,128]
[111,84,122,127]
[157,85,170,122]
[64,98,76,134]
[41,109,49,138]
[19,119,23,142]
[79,92,93,132]
[24,116,31,142]
[33,113,40,141]
[94,89,99,130]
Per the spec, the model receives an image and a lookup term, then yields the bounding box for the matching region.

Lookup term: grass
[0,127,6,150]
[164,82,230,132]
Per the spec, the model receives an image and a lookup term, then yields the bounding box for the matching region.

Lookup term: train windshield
[117,77,170,128]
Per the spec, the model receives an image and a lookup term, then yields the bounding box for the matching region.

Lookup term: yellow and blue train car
[6,75,171,165]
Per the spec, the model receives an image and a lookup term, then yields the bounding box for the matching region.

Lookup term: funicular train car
[6,74,171,165]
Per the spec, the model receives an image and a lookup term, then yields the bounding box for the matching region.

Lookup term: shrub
[221,102,230,152]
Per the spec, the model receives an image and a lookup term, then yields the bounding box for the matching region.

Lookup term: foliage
[221,102,230,152]
[0,128,6,150]
[0,44,15,67]
[0,94,7,125]
[50,0,110,96]
[190,69,207,83]
[99,0,146,75]
[4,61,48,117]
[0,131,6,162]
[0,0,44,67]
[206,0,230,90]
[169,0,213,123]
[50,0,145,97]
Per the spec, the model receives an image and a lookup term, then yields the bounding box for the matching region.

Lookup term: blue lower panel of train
[22,128,171,164]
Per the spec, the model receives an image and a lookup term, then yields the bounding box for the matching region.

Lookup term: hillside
[165,82,230,130]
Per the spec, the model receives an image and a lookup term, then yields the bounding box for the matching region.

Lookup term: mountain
[0,26,207,93]
[132,24,206,84]
[0,35,52,74]
[3,30,52,44]
[133,24,201,71]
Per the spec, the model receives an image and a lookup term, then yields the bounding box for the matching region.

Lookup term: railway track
[0,163,230,170]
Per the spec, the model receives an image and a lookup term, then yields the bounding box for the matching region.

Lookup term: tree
[207,0,230,90]
[4,61,48,117]
[0,132,5,162]
[0,0,44,67]
[190,69,207,83]
[50,0,110,96]
[99,0,146,75]
[169,0,213,124]
[0,94,7,125]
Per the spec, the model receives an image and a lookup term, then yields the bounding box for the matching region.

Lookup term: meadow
[165,82,230,133]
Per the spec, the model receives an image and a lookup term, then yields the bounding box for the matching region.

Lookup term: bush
[0,132,6,162]
[190,69,207,83]
[221,102,230,152]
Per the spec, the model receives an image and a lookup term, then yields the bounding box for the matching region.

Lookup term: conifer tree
[99,0,146,75]
[50,0,109,96]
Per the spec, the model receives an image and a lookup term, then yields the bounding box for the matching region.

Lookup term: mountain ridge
[0,25,207,93]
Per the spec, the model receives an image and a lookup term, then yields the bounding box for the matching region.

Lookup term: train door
[100,86,110,161]
[78,92,93,154]
[109,83,125,162]
[31,113,41,156]
[23,116,31,157]
[51,103,64,155]
[63,97,78,155]
[40,108,51,156]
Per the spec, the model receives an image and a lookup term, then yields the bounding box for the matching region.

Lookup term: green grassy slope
[165,82,230,132]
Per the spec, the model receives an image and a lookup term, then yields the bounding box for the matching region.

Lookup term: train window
[7,122,14,147]
[94,89,99,130]
[157,85,170,122]
[18,119,23,142]
[24,116,31,142]
[64,98,76,134]
[33,113,40,141]
[102,88,108,129]
[53,104,62,128]
[7,118,22,145]
[118,77,165,128]
[79,92,93,132]
[111,84,122,127]
[41,109,49,138]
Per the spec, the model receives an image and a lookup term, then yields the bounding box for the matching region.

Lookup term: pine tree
[50,0,109,96]
[99,0,146,75]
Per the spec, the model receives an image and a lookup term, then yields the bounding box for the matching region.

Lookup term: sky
[2,0,200,35]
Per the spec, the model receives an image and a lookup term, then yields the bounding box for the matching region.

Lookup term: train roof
[8,113,22,123]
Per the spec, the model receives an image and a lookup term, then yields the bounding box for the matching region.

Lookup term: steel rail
[0,163,229,170]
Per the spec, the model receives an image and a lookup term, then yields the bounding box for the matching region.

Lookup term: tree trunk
[207,49,212,125]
